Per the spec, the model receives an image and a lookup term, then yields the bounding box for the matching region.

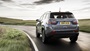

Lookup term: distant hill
[79,19,90,33]
[0,17,36,26]
[79,19,90,20]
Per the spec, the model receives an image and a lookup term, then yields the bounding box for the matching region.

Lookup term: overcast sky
[0,0,90,20]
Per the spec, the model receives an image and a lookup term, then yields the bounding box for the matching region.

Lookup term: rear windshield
[50,13,74,19]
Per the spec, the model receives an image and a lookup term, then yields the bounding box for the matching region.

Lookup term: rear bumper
[46,31,79,38]
[45,25,79,38]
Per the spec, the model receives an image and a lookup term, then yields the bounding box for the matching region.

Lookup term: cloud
[34,0,64,5]
[0,2,2,4]
[80,7,90,10]
[1,0,13,2]
[72,7,90,12]
[20,3,34,6]
[86,3,90,5]
[83,0,90,2]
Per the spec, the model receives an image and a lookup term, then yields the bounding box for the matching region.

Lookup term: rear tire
[69,36,78,43]
[42,30,48,44]
[36,29,40,38]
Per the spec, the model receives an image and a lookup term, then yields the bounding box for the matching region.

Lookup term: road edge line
[23,31,39,51]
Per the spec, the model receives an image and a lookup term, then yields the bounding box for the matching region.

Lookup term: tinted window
[50,13,74,19]
[40,13,46,20]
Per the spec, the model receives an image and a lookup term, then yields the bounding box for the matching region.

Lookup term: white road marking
[24,31,39,51]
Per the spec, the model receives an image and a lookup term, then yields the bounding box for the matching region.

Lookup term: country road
[2,25,90,51]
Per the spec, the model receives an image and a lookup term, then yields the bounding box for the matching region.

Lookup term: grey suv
[36,11,79,43]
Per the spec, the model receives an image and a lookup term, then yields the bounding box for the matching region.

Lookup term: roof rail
[65,11,71,12]
[45,11,51,13]
[48,11,51,12]
[59,8,61,12]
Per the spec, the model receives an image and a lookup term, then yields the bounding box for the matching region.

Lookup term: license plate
[60,22,70,25]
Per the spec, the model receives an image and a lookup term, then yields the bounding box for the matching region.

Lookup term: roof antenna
[59,8,61,12]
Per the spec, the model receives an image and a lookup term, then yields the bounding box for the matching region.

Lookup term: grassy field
[0,17,36,26]
[79,19,90,33]
[0,26,31,51]
[0,17,90,33]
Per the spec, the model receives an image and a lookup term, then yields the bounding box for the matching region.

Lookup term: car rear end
[45,12,79,38]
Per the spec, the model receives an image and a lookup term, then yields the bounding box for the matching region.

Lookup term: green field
[0,17,36,26]
[0,26,31,51]
[79,19,90,33]
[0,17,90,33]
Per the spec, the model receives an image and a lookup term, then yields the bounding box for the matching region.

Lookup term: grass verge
[0,26,31,51]
[79,19,90,33]
[0,17,36,26]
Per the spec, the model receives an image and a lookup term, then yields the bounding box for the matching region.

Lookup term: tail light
[73,19,78,24]
[48,19,57,25]
[74,30,78,32]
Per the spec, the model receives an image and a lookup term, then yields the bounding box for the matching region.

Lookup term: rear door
[50,13,78,31]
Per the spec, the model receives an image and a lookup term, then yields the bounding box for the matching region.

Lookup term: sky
[0,0,90,20]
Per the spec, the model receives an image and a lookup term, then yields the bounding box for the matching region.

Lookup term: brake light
[73,19,78,24]
[51,21,57,24]
[48,19,57,25]
[74,30,78,32]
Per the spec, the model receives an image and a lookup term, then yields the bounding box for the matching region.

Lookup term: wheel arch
[41,25,46,32]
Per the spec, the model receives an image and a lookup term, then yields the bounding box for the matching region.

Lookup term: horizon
[0,16,90,20]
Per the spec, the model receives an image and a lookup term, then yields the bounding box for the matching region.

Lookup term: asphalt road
[3,25,90,51]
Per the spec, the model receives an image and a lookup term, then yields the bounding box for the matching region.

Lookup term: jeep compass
[36,11,79,43]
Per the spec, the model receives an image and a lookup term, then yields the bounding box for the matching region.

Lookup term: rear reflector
[50,30,56,34]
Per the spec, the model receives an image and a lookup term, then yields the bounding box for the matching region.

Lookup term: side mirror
[36,19,40,22]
